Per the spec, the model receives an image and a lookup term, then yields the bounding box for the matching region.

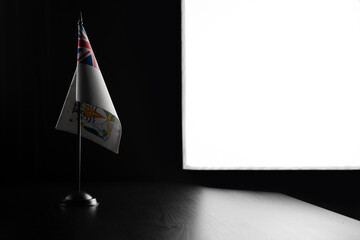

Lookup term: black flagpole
[77,101,82,193]
[76,11,83,194]
[60,12,98,207]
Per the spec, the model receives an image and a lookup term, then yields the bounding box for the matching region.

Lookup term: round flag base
[60,191,98,207]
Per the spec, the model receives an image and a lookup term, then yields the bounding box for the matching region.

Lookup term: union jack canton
[77,25,98,69]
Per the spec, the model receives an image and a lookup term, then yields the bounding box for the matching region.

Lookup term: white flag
[56,24,121,153]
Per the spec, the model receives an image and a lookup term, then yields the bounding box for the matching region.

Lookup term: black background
[1,0,183,183]
[1,0,360,219]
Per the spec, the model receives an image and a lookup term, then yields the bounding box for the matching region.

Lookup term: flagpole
[77,13,83,193]
[77,101,82,193]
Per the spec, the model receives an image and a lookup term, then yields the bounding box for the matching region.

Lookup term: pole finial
[78,11,83,25]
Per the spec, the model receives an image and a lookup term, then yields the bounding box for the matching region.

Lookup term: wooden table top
[1,182,359,240]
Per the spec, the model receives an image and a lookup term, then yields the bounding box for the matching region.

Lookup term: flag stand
[57,11,120,206]
[60,102,99,207]
[59,13,99,207]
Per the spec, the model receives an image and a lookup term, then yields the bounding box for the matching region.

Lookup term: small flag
[56,23,122,153]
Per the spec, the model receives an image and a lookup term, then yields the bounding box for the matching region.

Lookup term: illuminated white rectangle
[183,0,360,169]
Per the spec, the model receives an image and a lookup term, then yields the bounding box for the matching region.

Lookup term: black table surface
[1,182,360,240]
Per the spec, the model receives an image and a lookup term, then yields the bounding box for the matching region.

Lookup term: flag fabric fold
[56,23,121,154]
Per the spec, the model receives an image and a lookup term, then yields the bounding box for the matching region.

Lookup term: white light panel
[183,0,360,169]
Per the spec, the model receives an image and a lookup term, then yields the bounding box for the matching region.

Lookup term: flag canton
[77,25,98,69]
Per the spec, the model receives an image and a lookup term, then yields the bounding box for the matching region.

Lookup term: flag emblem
[69,102,115,141]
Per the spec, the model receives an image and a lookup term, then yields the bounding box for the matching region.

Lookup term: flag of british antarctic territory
[56,24,122,153]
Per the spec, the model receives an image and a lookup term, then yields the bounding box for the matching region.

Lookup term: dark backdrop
[0,0,183,183]
[1,0,360,219]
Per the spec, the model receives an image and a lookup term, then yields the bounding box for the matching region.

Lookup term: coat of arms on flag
[56,20,122,154]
